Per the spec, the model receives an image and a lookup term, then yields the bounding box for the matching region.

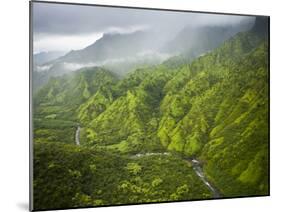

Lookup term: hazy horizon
[33,2,255,53]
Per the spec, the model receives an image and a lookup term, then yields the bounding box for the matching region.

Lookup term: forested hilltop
[33,17,269,210]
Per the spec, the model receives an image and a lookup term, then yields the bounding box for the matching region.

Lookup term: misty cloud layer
[33,2,255,53]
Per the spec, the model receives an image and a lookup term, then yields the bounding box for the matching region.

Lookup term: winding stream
[185,158,221,198]
[75,130,220,197]
[75,126,81,146]
[131,152,220,198]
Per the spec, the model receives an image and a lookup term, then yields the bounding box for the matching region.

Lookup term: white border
[1,0,280,212]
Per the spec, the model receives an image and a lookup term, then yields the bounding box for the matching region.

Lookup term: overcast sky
[32,2,254,53]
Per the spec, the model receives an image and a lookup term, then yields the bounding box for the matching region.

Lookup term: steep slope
[33,67,118,144]
[159,41,268,196]
[157,17,269,196]
[79,66,176,153]
[158,30,267,154]
[199,43,269,196]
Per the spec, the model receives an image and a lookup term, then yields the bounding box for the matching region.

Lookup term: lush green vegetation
[34,142,211,210]
[33,19,269,210]
[33,67,118,144]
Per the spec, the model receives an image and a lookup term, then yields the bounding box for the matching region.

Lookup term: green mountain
[33,67,118,144]
[33,17,269,210]
[159,34,268,196]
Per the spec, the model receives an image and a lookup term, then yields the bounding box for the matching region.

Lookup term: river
[75,126,81,146]
[185,158,221,198]
[73,126,219,196]
[131,152,220,198]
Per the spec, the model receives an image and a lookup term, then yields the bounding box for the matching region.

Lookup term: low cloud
[33,1,254,52]
[61,51,171,72]
[35,64,53,72]
[34,32,103,53]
